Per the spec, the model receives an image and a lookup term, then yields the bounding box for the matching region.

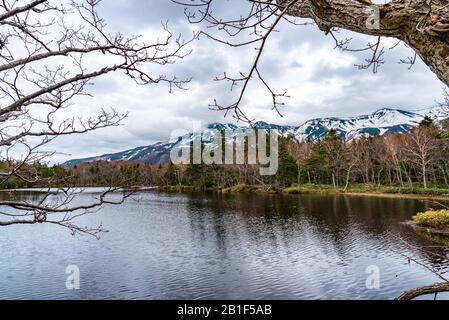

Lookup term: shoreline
[331,191,449,201]
[3,184,449,202]
[157,184,449,201]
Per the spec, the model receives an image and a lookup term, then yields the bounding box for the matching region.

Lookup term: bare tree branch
[0,0,193,236]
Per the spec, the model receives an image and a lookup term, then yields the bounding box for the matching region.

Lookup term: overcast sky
[49,0,445,163]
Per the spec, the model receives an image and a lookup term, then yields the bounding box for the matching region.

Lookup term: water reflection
[0,191,448,300]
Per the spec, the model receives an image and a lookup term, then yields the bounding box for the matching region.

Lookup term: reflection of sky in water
[0,191,448,300]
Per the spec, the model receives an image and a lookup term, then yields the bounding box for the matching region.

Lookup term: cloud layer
[48,0,445,163]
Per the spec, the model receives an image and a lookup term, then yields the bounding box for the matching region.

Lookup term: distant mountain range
[64,106,449,167]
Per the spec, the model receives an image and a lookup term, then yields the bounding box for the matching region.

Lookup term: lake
[0,190,448,300]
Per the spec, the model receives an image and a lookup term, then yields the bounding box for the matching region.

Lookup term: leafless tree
[384,133,407,187]
[175,0,449,121]
[404,126,439,189]
[0,0,193,236]
[287,140,312,185]
[350,137,374,184]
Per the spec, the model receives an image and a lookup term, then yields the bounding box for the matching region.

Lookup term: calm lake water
[1,190,449,300]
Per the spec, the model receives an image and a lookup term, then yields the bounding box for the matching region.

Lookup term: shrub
[413,210,449,230]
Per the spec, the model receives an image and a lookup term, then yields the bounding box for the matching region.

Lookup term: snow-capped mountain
[418,105,449,120]
[64,106,449,167]
[293,108,424,141]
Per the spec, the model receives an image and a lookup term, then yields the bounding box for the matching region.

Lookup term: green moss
[158,183,449,199]
[158,185,195,193]
[221,184,268,194]
[413,210,449,230]
[283,184,338,194]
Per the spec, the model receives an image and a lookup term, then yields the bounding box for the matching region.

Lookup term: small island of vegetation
[408,209,449,246]
[413,210,449,232]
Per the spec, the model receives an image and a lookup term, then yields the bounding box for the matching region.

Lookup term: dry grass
[413,210,449,230]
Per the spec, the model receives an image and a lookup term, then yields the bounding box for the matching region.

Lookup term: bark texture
[396,281,449,300]
[281,0,449,86]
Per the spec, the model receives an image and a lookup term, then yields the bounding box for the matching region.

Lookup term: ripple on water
[1,191,448,300]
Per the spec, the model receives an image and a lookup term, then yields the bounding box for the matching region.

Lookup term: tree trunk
[394,156,404,187]
[422,162,428,189]
[441,166,449,188]
[282,0,449,86]
[332,173,336,189]
[396,281,449,300]
[405,170,414,190]
[343,164,354,192]
[377,169,383,187]
[444,164,449,188]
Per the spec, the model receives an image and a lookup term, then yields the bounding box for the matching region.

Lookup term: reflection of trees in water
[0,191,46,203]
[184,193,230,260]
[184,193,306,263]
[183,193,449,285]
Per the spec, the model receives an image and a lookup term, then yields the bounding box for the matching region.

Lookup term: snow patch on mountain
[64,105,449,167]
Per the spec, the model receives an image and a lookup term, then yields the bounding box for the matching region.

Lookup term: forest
[4,116,449,195]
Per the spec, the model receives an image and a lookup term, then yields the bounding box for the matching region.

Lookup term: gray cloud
[48,0,445,163]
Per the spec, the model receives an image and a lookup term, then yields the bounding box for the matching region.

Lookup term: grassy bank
[222,184,260,193]
[158,183,449,199]
[283,183,449,198]
[158,185,196,192]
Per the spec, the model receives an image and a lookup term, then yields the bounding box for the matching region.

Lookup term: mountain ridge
[64,106,449,167]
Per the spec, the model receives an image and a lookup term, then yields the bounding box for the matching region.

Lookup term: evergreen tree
[276,137,298,187]
[164,162,180,185]
[420,116,435,128]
